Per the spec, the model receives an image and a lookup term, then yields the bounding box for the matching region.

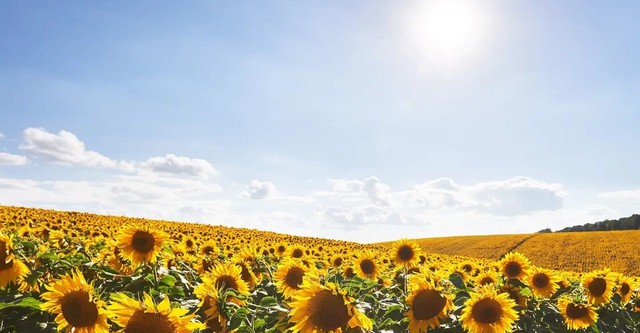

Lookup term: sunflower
[275,259,311,298]
[557,298,598,330]
[40,270,109,333]
[617,276,635,305]
[527,267,559,299]
[194,281,230,332]
[581,269,614,305]
[392,239,422,268]
[353,249,381,280]
[500,283,528,308]
[289,245,306,260]
[0,232,30,289]
[289,281,373,333]
[116,226,167,266]
[460,285,519,333]
[329,254,344,270]
[405,276,453,332]
[108,292,203,333]
[500,252,530,281]
[199,262,250,305]
[475,271,499,287]
[200,241,219,257]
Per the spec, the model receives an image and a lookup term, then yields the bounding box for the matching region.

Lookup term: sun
[406,0,490,65]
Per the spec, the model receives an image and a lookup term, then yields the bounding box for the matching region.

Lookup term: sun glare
[406,0,490,66]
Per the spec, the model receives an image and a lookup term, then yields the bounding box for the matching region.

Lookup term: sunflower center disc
[588,278,607,297]
[412,290,446,320]
[61,291,99,328]
[480,277,494,286]
[125,311,174,333]
[398,246,414,261]
[504,262,522,278]
[216,275,239,292]
[360,259,375,275]
[533,273,550,288]
[333,258,343,267]
[472,298,503,324]
[621,283,630,295]
[292,249,304,258]
[131,231,155,253]
[0,241,14,270]
[203,246,215,255]
[566,303,589,319]
[285,267,304,289]
[310,290,350,331]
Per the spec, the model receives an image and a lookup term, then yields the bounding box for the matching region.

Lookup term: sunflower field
[1,206,640,333]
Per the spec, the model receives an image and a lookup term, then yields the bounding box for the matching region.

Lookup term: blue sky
[1,1,639,242]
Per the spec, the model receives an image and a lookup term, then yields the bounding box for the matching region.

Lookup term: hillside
[386,230,640,276]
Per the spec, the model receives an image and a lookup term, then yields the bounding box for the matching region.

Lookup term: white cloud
[598,189,640,201]
[410,176,564,216]
[141,154,218,178]
[0,133,5,139]
[244,180,277,199]
[329,176,391,205]
[20,128,117,168]
[0,152,27,166]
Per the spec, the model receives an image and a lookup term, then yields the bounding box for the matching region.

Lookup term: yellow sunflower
[405,276,453,332]
[108,292,203,333]
[116,226,167,266]
[557,298,598,330]
[199,262,250,305]
[0,232,30,289]
[527,267,559,299]
[289,281,373,333]
[199,241,219,257]
[289,245,306,260]
[40,270,109,333]
[500,252,530,281]
[617,276,635,305]
[392,239,422,268]
[460,285,519,333]
[274,259,311,298]
[581,269,614,305]
[475,270,499,287]
[194,281,230,332]
[353,249,381,280]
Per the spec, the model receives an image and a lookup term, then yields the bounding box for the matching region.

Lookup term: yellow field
[380,234,534,260]
[396,231,640,276]
[2,205,640,332]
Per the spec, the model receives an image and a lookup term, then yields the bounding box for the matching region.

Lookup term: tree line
[555,214,640,232]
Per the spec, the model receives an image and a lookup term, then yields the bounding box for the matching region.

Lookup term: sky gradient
[1,1,639,242]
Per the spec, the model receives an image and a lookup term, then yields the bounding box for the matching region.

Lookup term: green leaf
[227,307,251,331]
[0,297,43,311]
[260,296,278,307]
[449,273,466,290]
[159,275,177,287]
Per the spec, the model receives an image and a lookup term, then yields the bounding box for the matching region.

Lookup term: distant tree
[557,214,640,232]
[536,228,552,233]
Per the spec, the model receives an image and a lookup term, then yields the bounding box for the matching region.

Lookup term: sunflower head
[581,269,614,305]
[392,239,422,268]
[274,259,311,298]
[353,249,381,280]
[557,298,598,330]
[460,285,519,333]
[527,267,559,299]
[116,226,167,266]
[40,270,109,333]
[108,292,204,333]
[405,278,452,332]
[500,252,530,280]
[200,262,251,305]
[289,281,372,333]
[617,276,635,305]
[0,233,30,289]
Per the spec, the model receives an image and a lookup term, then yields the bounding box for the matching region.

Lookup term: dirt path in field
[498,233,540,260]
